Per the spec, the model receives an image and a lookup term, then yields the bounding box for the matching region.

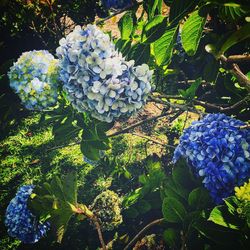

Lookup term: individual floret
[173,113,250,204]
[5,185,50,243]
[56,25,153,123]
[8,50,59,110]
[90,190,123,231]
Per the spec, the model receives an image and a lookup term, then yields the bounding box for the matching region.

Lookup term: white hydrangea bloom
[57,24,153,123]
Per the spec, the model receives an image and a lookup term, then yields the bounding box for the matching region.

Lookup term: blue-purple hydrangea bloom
[5,185,50,243]
[8,50,59,110]
[173,113,250,204]
[102,0,133,9]
[56,25,153,123]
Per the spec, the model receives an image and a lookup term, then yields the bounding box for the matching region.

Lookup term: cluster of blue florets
[56,24,153,123]
[5,185,50,243]
[8,50,59,110]
[173,113,250,204]
[102,0,133,10]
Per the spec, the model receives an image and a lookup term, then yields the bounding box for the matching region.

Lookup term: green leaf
[219,4,250,22]
[89,140,110,150]
[28,174,80,243]
[115,39,132,57]
[118,11,133,40]
[143,15,168,43]
[208,206,239,230]
[80,119,111,160]
[50,202,74,243]
[122,188,143,208]
[28,193,54,219]
[136,199,152,214]
[129,43,151,65]
[179,78,202,100]
[50,176,66,202]
[143,0,163,20]
[164,178,187,201]
[62,172,77,205]
[219,23,250,55]
[203,56,220,82]
[194,219,240,245]
[139,174,147,184]
[169,0,198,24]
[80,141,100,161]
[188,187,211,209]
[82,127,98,141]
[153,25,178,66]
[53,117,80,143]
[163,228,178,247]
[224,196,238,215]
[96,120,114,138]
[181,10,206,56]
[123,207,139,218]
[172,160,194,190]
[162,197,187,223]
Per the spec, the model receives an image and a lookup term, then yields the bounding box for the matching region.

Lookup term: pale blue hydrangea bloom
[173,113,250,204]
[56,25,153,123]
[8,50,59,110]
[5,185,50,243]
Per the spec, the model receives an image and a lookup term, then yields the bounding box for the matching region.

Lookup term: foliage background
[0,0,250,249]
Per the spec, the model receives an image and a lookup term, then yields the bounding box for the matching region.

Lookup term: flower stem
[123,218,164,250]
[92,215,107,250]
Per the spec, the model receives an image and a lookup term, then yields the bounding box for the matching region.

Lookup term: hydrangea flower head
[102,0,133,10]
[173,113,250,204]
[56,25,153,123]
[5,185,50,243]
[90,190,122,231]
[8,50,59,110]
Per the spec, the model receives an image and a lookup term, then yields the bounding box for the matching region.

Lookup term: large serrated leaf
[162,197,187,223]
[80,141,100,161]
[219,4,250,22]
[51,176,66,202]
[143,0,163,20]
[181,10,206,56]
[50,202,74,243]
[62,172,77,205]
[89,140,110,150]
[208,206,239,230]
[163,228,178,247]
[153,25,179,66]
[129,43,151,65]
[118,11,133,40]
[143,15,168,43]
[53,117,80,143]
[194,219,240,245]
[169,0,198,24]
[219,23,250,55]
[188,187,211,209]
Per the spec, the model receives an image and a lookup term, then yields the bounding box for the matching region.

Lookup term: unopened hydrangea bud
[173,113,250,204]
[90,190,122,231]
[8,50,59,110]
[234,179,250,224]
[5,185,50,243]
[235,179,250,202]
[56,24,153,122]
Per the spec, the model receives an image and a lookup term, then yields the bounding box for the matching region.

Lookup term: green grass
[0,114,90,249]
[0,113,167,249]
